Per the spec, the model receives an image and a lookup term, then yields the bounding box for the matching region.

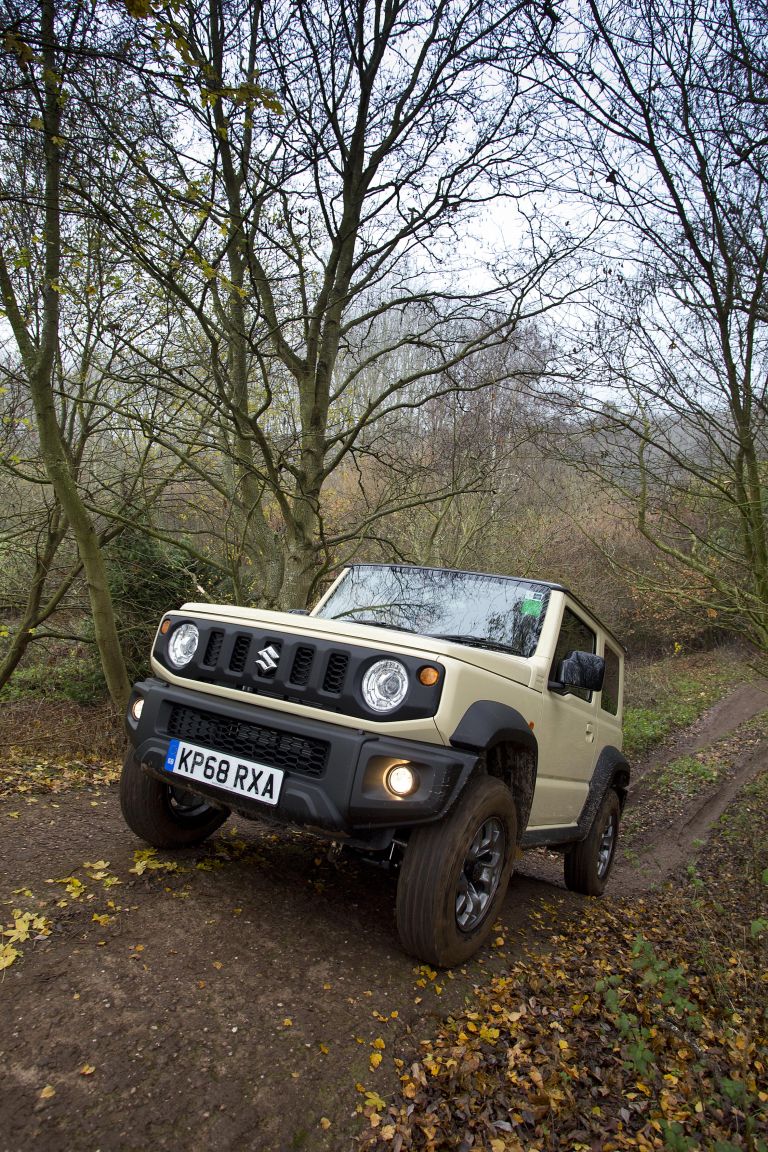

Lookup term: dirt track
[1,683,767,1152]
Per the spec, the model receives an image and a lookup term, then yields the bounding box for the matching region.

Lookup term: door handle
[585,722,595,743]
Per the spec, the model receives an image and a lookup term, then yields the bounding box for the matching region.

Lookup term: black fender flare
[577,745,630,836]
[450,701,538,837]
[591,745,630,806]
[449,700,538,757]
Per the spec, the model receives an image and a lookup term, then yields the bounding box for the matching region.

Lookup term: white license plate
[163,739,283,806]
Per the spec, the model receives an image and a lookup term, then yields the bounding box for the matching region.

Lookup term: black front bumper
[125,678,476,837]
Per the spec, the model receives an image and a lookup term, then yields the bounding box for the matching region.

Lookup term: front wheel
[120,749,229,849]
[563,788,620,896]
[396,775,517,967]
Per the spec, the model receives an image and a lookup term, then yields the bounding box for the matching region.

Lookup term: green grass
[623,647,755,758]
[656,754,719,797]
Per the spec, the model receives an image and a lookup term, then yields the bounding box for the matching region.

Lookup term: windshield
[314,565,551,658]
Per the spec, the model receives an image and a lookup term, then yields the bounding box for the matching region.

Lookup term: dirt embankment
[0,682,766,1152]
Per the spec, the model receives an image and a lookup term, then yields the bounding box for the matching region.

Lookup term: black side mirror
[551,651,605,694]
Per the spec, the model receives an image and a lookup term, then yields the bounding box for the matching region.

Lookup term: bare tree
[0,0,140,705]
[529,0,768,649]
[82,0,585,607]
[0,0,196,701]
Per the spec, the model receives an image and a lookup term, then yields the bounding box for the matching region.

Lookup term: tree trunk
[0,0,130,708]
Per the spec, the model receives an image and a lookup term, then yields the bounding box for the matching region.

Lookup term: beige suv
[121,564,629,966]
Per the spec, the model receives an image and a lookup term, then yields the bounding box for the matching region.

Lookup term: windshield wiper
[345,618,416,633]
[428,633,520,656]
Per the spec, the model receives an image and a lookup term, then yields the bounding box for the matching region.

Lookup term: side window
[601,645,621,716]
[551,607,596,702]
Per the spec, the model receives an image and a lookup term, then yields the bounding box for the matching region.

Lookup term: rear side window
[551,607,596,702]
[601,645,621,716]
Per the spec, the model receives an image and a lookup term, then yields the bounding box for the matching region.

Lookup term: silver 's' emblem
[255,644,280,674]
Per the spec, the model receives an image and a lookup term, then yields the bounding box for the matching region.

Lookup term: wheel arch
[567,745,630,846]
[450,701,538,840]
[593,745,630,811]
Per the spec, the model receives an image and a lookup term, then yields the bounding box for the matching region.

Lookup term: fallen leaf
[0,943,20,969]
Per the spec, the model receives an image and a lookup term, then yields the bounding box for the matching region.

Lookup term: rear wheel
[120,749,228,848]
[564,789,620,895]
[396,775,517,967]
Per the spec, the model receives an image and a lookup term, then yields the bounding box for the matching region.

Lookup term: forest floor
[0,660,766,1152]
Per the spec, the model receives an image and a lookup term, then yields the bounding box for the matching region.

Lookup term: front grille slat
[289,645,315,686]
[202,630,224,667]
[167,704,328,778]
[229,634,251,674]
[322,652,349,695]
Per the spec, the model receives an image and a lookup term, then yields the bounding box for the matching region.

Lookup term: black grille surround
[155,616,444,722]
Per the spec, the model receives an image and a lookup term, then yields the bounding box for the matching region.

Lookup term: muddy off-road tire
[396,775,517,967]
[564,788,620,896]
[120,750,228,849]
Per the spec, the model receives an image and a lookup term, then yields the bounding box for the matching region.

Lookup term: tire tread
[120,750,227,848]
[396,775,517,966]
[564,789,620,896]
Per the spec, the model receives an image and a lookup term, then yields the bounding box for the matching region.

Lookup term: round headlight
[167,622,199,668]
[362,659,409,712]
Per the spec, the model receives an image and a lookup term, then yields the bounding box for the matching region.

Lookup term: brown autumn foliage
[359,772,768,1152]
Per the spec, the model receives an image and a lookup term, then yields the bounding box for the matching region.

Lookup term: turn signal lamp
[418,666,440,686]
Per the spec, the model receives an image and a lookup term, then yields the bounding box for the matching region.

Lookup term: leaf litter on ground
[359,770,768,1152]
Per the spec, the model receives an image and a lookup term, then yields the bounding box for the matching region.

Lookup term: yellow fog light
[386,763,418,797]
[130,697,144,721]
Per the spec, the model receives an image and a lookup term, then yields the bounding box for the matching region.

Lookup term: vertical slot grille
[322,652,349,695]
[289,646,315,686]
[229,634,251,674]
[202,630,224,667]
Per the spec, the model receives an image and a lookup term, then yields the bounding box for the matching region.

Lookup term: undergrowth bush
[1,529,199,703]
[105,528,197,683]
[1,646,106,705]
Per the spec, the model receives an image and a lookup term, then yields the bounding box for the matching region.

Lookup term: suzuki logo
[255,644,280,674]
